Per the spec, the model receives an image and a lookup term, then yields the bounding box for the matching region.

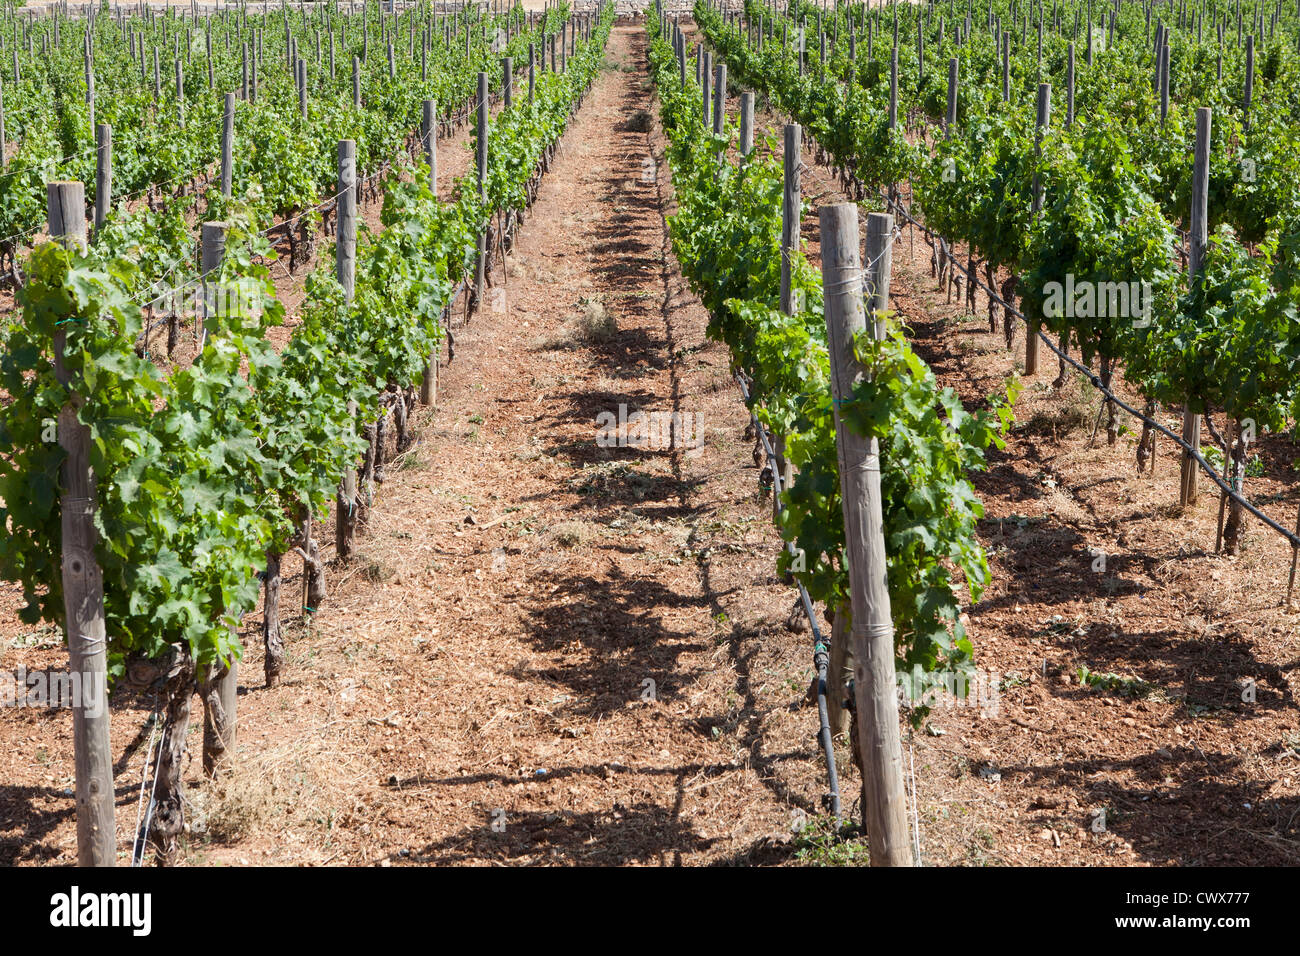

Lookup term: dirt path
[0,23,837,867]
[289,22,835,866]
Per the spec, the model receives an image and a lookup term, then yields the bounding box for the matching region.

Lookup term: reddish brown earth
[1,21,1297,867]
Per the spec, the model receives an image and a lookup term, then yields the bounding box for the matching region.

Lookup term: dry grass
[550,520,591,548]
[576,297,618,344]
[185,716,378,860]
[530,297,619,350]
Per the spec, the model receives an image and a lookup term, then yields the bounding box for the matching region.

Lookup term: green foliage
[0,2,613,679]
[650,14,1012,700]
[702,0,1300,544]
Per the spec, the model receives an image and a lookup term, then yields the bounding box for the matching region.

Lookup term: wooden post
[200,221,227,343]
[1086,4,1094,64]
[1181,108,1211,506]
[503,55,513,108]
[702,49,712,127]
[1159,40,1170,122]
[221,91,234,197]
[94,123,111,231]
[423,98,438,197]
[1002,30,1010,101]
[945,56,958,135]
[889,45,898,129]
[739,90,754,157]
[1066,41,1075,127]
[712,61,726,136]
[779,124,801,316]
[774,124,801,523]
[819,203,913,867]
[85,58,95,134]
[335,144,360,563]
[197,219,236,777]
[421,100,439,407]
[1026,82,1051,376]
[352,53,361,108]
[474,71,488,314]
[48,181,116,868]
[297,56,308,119]
[175,56,184,126]
[1243,33,1254,125]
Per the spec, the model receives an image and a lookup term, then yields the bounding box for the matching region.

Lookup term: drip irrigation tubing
[732,368,843,825]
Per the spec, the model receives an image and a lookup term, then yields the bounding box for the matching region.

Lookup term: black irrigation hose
[733,369,843,826]
[864,177,1300,552]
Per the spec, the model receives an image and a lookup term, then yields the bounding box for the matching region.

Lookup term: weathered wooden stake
[94,124,111,231]
[739,90,754,157]
[220,91,234,197]
[774,124,802,523]
[945,56,958,134]
[48,181,116,867]
[473,71,488,314]
[820,203,913,867]
[336,140,359,560]
[198,219,237,777]
[712,61,726,136]
[1181,108,1211,507]
[423,98,438,197]
[1026,82,1051,375]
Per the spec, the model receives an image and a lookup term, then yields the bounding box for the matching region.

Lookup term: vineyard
[0,0,1297,878]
